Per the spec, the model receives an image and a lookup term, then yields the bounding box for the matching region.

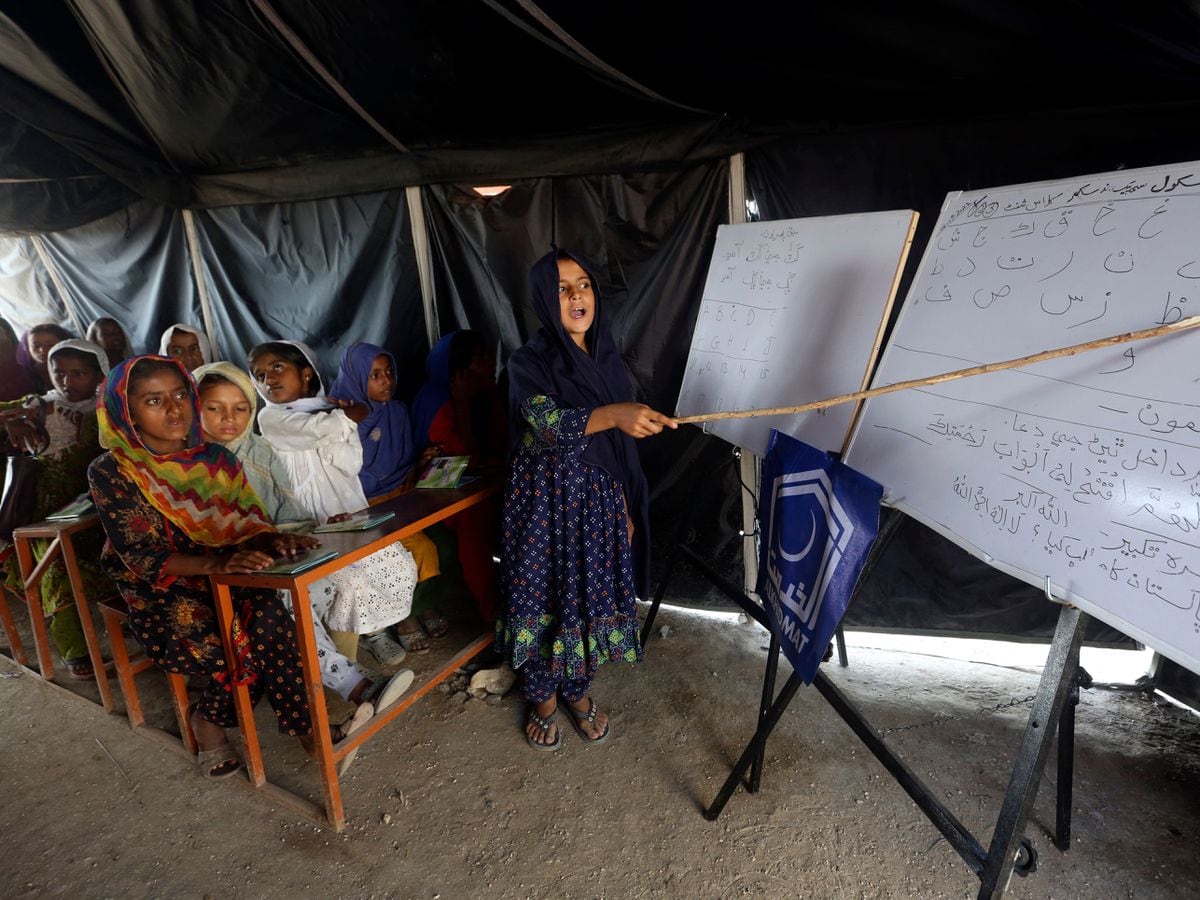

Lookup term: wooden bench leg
[210,582,267,787]
[100,605,144,728]
[288,584,344,831]
[60,537,116,712]
[13,536,57,680]
[0,586,29,667]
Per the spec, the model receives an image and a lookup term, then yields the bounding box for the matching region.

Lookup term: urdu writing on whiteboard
[847,159,1200,675]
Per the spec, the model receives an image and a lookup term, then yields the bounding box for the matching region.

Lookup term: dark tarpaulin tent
[4,1,1200,684]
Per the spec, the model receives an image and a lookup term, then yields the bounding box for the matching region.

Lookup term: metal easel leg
[748,632,780,793]
[1054,666,1088,850]
[977,605,1088,900]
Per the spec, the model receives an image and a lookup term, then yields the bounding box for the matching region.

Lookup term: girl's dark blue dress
[495,394,641,681]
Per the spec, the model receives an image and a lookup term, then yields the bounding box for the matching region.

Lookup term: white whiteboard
[675,212,917,455]
[846,160,1200,675]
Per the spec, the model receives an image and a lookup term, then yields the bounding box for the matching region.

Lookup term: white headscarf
[193,361,259,452]
[44,339,110,414]
[158,323,213,367]
[85,317,135,365]
[251,340,333,412]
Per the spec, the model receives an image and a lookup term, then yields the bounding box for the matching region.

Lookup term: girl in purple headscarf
[498,248,676,751]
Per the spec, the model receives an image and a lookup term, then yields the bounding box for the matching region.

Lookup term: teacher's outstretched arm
[587,402,678,438]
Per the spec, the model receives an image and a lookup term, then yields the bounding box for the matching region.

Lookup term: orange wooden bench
[9,516,117,710]
[96,594,197,756]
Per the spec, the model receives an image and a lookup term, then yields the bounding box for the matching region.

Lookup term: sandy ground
[2,603,1198,900]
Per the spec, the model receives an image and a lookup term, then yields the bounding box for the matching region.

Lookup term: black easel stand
[651,507,1090,900]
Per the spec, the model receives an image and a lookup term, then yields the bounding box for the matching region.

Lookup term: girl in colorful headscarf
[498,249,675,751]
[87,355,317,779]
[248,340,423,663]
[2,339,111,677]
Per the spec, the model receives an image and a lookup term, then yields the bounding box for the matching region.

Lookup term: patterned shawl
[98,355,274,547]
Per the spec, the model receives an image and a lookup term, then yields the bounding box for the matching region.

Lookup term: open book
[415,455,472,489]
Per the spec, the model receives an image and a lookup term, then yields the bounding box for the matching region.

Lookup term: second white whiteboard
[675,211,918,455]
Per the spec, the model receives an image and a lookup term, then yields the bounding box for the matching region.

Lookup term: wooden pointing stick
[674,317,1200,425]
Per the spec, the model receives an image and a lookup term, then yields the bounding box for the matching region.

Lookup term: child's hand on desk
[252,532,321,559]
[402,445,443,489]
[325,509,368,524]
[214,548,276,574]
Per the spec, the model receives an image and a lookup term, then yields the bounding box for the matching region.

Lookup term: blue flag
[757,430,884,683]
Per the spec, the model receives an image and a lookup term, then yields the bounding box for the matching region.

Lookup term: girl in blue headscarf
[329,341,446,645]
[498,248,676,751]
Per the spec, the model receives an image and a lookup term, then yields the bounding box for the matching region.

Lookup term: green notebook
[255,548,339,576]
[46,493,96,520]
[311,511,396,533]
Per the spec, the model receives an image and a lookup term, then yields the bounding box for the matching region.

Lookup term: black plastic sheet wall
[742,108,1200,642]
[422,163,748,594]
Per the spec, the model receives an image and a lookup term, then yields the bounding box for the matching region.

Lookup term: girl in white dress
[248,340,416,665]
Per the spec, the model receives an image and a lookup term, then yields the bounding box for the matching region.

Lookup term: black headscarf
[506,248,651,597]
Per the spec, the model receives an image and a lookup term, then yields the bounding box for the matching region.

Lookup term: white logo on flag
[765,469,856,630]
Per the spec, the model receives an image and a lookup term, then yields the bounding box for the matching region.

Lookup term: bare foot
[394,615,429,652]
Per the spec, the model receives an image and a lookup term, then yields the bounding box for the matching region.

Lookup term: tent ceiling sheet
[3,1,1200,229]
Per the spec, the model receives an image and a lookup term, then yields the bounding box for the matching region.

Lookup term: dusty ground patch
[2,605,1197,899]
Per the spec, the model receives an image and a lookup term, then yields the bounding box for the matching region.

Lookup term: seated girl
[17,323,73,393]
[329,341,448,640]
[1,318,36,401]
[195,362,415,736]
[412,330,506,464]
[86,317,136,370]
[410,330,505,621]
[2,340,112,678]
[248,340,426,661]
[158,323,212,372]
[87,356,316,779]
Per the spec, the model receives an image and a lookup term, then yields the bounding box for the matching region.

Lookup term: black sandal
[525,705,561,752]
[564,697,611,745]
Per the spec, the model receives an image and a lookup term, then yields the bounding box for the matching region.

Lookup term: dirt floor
[2,603,1198,899]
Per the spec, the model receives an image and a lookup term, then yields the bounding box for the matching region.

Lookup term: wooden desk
[9,514,116,711]
[209,479,501,831]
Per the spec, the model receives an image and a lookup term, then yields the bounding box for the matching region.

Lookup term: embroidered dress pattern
[495,395,641,681]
